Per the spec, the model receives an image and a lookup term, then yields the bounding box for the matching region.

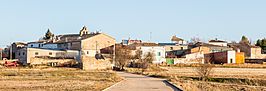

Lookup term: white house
[138,46,166,64]
[208,39,227,47]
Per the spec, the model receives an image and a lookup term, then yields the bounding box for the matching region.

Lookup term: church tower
[80,26,89,36]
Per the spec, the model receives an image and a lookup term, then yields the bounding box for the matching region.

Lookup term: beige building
[17,26,116,66]
[16,48,79,65]
[229,43,266,59]
[163,45,187,52]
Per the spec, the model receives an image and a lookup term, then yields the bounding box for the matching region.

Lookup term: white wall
[140,46,166,64]
[41,44,58,49]
[23,48,79,65]
[209,42,227,47]
[28,43,42,48]
[227,51,236,63]
[28,43,59,49]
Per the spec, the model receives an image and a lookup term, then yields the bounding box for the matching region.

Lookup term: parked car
[4,60,18,67]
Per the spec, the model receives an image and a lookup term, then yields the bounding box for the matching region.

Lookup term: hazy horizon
[0,0,266,47]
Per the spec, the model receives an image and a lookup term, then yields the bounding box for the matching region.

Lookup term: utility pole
[113,44,116,68]
[0,49,2,60]
[96,41,98,54]
[10,45,12,60]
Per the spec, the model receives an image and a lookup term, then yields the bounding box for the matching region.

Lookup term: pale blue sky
[0,0,266,47]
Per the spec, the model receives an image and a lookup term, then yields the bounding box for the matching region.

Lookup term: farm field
[160,67,266,91]
[161,67,266,80]
[126,65,266,91]
[0,67,122,91]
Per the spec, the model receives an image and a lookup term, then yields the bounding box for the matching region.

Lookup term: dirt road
[105,72,181,91]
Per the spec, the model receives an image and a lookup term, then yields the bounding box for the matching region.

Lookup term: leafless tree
[130,49,142,68]
[132,49,142,62]
[194,56,214,81]
[114,45,132,70]
[142,51,155,69]
[191,37,201,44]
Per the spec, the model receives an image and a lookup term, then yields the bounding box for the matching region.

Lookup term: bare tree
[114,45,132,70]
[130,49,142,67]
[191,37,201,44]
[142,51,155,69]
[195,56,214,81]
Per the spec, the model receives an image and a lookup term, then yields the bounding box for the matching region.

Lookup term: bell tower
[80,26,89,36]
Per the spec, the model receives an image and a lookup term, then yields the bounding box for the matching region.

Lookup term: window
[31,45,33,47]
[158,52,161,56]
[23,52,25,55]
[181,47,184,50]
[49,52,52,55]
[170,47,173,50]
[18,53,21,56]
[39,44,41,47]
[230,59,233,63]
[87,51,89,54]
[35,52,39,55]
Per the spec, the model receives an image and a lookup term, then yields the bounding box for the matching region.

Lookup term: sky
[0,0,266,47]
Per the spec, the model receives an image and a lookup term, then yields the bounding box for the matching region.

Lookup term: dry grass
[162,63,266,68]
[170,78,266,91]
[220,63,266,68]
[0,67,122,91]
[126,66,266,91]
[160,67,266,80]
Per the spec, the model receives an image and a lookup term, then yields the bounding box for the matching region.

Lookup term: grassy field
[0,67,122,91]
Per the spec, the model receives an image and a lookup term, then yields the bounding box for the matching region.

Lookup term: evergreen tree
[261,39,266,47]
[256,39,262,46]
[240,36,249,44]
[44,29,54,40]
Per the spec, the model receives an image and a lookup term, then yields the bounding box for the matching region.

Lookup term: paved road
[105,72,181,91]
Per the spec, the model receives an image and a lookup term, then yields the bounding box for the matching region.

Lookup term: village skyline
[0,1,266,91]
[1,0,266,46]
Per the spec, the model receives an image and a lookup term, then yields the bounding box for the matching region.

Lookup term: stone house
[171,35,187,44]
[16,48,79,65]
[228,43,266,59]
[122,39,142,45]
[158,43,188,58]
[208,39,228,47]
[189,42,233,54]
[11,42,27,59]
[204,50,245,64]
[17,26,116,68]
[137,46,166,64]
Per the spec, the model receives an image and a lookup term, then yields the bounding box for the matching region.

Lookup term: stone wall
[30,58,76,66]
[81,56,112,70]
